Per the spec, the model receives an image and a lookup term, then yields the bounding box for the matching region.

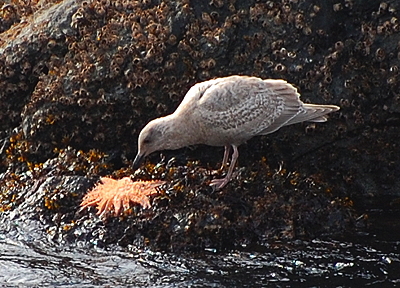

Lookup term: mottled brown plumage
[133,75,340,189]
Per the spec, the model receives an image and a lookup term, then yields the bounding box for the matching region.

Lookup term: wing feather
[175,75,339,145]
[197,77,302,137]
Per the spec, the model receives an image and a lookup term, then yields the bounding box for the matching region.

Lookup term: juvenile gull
[133,75,340,189]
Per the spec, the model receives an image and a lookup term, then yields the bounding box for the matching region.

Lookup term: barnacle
[274,63,286,73]
[375,48,386,61]
[80,177,166,218]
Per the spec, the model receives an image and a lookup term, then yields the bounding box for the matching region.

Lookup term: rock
[1,0,398,251]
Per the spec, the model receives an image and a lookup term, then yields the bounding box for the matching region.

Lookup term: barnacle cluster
[1,0,398,171]
[0,1,34,33]
[62,157,355,251]
[0,0,65,137]
[1,0,400,250]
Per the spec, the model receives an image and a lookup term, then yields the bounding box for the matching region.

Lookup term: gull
[132,75,340,189]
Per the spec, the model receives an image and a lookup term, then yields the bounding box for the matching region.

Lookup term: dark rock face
[1,0,399,251]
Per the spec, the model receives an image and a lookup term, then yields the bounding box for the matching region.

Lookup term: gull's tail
[285,104,340,126]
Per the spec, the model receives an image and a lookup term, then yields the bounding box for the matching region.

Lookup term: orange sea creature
[80,177,165,218]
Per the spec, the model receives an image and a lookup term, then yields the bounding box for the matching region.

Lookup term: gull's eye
[143,138,151,144]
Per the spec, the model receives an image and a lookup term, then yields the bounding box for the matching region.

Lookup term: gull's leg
[210,145,238,190]
[220,145,231,170]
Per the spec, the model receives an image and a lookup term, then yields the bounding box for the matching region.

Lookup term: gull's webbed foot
[209,176,230,190]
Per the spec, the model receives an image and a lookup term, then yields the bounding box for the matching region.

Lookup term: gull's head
[132,116,179,170]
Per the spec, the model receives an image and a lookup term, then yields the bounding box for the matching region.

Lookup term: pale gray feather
[177,75,339,146]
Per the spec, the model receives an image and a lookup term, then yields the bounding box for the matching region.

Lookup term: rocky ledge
[1,0,399,251]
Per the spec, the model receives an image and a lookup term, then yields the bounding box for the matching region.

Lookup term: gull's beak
[132,153,145,170]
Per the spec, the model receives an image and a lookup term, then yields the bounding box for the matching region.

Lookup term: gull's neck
[163,113,202,148]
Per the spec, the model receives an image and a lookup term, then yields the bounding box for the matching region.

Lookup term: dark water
[1,198,399,287]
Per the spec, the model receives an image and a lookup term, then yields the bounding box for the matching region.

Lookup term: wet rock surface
[1,0,399,251]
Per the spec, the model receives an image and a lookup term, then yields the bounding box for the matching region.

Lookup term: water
[1,198,399,287]
[1,237,399,287]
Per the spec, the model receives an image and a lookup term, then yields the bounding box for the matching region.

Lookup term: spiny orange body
[80,177,165,218]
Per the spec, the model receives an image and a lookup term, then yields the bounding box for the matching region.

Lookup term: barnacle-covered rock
[1,0,400,251]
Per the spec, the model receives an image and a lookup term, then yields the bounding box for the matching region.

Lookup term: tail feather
[284,104,340,126]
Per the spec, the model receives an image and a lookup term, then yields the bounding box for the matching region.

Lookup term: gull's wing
[194,76,304,137]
